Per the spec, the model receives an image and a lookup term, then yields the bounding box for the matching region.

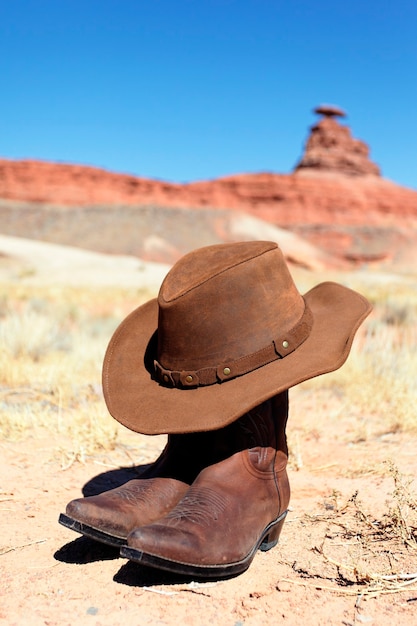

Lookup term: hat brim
[102,281,371,434]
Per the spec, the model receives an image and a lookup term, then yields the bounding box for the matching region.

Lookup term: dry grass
[0,282,155,460]
[297,271,417,435]
[1,269,416,457]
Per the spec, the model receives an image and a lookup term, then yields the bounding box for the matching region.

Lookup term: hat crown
[157,241,305,372]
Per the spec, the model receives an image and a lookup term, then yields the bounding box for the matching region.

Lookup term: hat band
[154,301,313,389]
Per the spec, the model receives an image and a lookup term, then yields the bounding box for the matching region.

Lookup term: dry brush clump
[281,462,417,598]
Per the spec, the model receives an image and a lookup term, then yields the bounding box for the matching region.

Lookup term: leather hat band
[154,302,313,389]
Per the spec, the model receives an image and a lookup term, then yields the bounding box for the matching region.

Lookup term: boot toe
[65,497,88,521]
[65,496,124,536]
[127,524,202,563]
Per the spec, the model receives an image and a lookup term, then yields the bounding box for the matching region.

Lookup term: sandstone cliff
[0,158,416,227]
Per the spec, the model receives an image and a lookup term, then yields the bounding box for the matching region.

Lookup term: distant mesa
[294,104,381,177]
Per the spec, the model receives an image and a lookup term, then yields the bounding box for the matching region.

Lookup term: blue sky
[1,1,416,189]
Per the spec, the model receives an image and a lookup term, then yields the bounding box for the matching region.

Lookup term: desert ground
[1,235,416,626]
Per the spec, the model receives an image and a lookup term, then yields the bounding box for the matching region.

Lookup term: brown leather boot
[120,391,290,578]
[59,429,229,547]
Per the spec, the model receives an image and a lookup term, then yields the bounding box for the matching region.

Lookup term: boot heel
[259,511,287,552]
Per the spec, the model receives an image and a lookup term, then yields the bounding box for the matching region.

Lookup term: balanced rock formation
[295,105,381,177]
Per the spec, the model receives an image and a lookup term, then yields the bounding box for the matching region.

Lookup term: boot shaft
[144,389,289,481]
[207,389,289,473]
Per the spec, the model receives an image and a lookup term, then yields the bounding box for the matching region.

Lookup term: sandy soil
[1,237,416,626]
[2,386,417,626]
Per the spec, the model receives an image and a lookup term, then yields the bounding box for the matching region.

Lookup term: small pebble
[86,607,98,615]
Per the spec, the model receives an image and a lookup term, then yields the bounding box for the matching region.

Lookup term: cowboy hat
[102,241,371,434]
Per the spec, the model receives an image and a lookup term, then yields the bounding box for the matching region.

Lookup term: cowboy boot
[121,390,290,578]
[59,429,226,547]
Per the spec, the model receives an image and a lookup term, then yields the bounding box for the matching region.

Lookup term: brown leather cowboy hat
[102,241,371,435]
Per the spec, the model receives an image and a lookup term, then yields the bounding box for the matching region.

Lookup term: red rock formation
[294,105,381,177]
[1,104,417,268]
[0,159,416,228]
